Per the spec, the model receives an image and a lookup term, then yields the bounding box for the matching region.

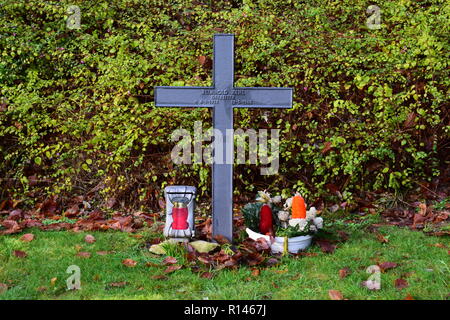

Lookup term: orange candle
[291,195,306,219]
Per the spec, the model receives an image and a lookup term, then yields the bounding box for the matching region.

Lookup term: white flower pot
[271,235,313,254]
[245,228,313,254]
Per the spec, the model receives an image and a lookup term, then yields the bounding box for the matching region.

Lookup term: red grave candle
[259,204,274,235]
[172,206,189,230]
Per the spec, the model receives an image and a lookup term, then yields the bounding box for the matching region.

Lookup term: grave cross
[154,34,293,241]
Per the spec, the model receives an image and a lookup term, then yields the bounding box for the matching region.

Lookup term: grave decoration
[243,191,323,254]
[163,186,197,242]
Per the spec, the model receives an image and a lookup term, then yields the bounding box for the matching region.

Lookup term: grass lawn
[0,221,448,300]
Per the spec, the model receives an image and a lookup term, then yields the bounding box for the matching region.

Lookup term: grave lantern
[163,186,197,241]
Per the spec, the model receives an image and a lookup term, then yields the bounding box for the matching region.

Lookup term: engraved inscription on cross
[154,34,293,241]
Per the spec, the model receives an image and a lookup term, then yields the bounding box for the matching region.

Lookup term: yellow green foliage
[0,0,448,209]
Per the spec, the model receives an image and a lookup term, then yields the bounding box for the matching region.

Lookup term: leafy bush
[0,0,448,210]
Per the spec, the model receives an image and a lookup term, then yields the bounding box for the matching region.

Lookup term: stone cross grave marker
[154,34,293,241]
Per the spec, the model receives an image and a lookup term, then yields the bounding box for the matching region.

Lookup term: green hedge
[0,0,448,210]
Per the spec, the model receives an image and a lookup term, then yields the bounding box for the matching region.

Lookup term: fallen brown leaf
[265,258,279,266]
[339,267,351,279]
[152,275,168,280]
[328,289,344,300]
[412,213,427,228]
[378,262,398,272]
[164,265,182,274]
[213,234,230,245]
[200,272,214,279]
[84,235,96,244]
[1,220,22,234]
[418,202,427,216]
[50,277,57,286]
[162,256,177,265]
[76,251,91,258]
[20,233,34,242]
[321,141,333,154]
[251,268,261,277]
[108,281,128,288]
[122,259,137,267]
[13,250,27,258]
[145,261,160,268]
[64,204,80,218]
[315,239,336,253]
[96,251,110,256]
[8,209,23,221]
[404,293,415,300]
[394,278,409,290]
[375,233,389,244]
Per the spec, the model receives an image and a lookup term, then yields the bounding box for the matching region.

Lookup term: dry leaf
[378,262,398,272]
[163,256,178,265]
[321,141,333,154]
[84,235,96,244]
[328,290,344,300]
[315,239,336,253]
[251,268,261,277]
[50,277,57,286]
[122,259,137,267]
[339,267,351,279]
[394,278,409,290]
[413,213,427,228]
[376,233,389,243]
[96,251,110,256]
[418,202,427,216]
[13,250,27,258]
[198,55,207,65]
[109,281,128,288]
[404,293,415,300]
[76,251,91,258]
[20,233,35,242]
[164,265,182,274]
[265,258,279,267]
[200,272,214,279]
[213,234,230,245]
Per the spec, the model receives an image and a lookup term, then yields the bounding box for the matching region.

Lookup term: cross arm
[232,87,293,109]
[154,86,214,108]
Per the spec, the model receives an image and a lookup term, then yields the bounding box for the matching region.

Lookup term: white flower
[309,224,317,232]
[272,195,282,204]
[313,217,323,229]
[289,218,308,232]
[277,210,290,221]
[256,190,271,203]
[306,207,317,221]
[278,210,290,228]
[284,197,293,209]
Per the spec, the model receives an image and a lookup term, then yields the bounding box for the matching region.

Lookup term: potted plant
[242,191,323,254]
